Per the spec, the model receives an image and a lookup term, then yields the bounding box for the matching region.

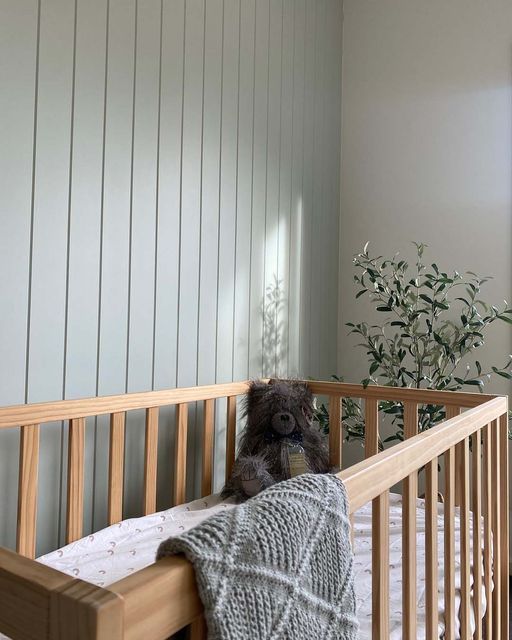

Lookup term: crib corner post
[499,409,509,638]
[50,580,124,640]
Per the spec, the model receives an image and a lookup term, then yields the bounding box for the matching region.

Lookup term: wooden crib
[0,380,508,639]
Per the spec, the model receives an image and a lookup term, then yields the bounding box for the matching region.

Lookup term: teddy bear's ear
[247,379,270,401]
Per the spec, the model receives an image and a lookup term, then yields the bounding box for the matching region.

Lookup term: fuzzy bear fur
[221,379,330,501]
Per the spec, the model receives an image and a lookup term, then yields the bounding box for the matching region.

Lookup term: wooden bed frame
[0,380,508,639]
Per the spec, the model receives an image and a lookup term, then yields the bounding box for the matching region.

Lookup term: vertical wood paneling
[197,0,223,386]
[308,0,325,378]
[177,0,205,385]
[262,0,283,378]
[124,0,161,518]
[276,0,294,377]
[248,0,270,377]
[298,0,316,375]
[233,0,256,381]
[287,0,305,375]
[153,0,184,510]
[0,0,39,551]
[63,0,108,543]
[0,0,343,552]
[216,0,240,383]
[93,0,136,531]
[29,0,76,556]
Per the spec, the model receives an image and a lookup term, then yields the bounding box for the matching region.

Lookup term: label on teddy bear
[283,441,309,477]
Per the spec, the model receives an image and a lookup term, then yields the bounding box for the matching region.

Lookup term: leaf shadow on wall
[261,275,288,378]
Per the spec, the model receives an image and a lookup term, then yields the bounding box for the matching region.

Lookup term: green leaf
[492,367,512,380]
[369,362,379,375]
[419,294,433,304]
[355,289,367,299]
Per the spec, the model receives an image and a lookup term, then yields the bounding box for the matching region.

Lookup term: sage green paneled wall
[0,0,342,555]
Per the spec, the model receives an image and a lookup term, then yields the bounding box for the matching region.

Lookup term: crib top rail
[339,394,507,511]
[0,379,495,430]
[0,381,251,429]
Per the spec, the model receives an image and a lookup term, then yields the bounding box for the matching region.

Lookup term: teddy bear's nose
[280,414,290,422]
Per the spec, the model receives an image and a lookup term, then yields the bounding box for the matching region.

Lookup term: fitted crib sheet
[1,492,486,640]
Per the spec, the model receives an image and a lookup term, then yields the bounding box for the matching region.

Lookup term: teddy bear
[221,379,331,501]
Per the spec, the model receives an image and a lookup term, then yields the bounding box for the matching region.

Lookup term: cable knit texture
[156,473,358,640]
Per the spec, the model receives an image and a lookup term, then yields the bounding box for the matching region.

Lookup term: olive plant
[316,243,512,448]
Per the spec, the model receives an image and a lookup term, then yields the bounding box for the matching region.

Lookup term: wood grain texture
[110,555,203,640]
[338,396,506,512]
[329,395,342,468]
[446,406,462,507]
[444,446,455,640]
[108,412,126,525]
[66,418,86,544]
[371,491,389,638]
[50,578,124,640]
[225,396,237,483]
[498,412,509,637]
[16,425,40,559]
[189,614,207,640]
[471,431,482,640]
[424,457,438,639]
[364,397,378,459]
[174,403,188,505]
[306,380,495,407]
[0,381,250,429]
[457,438,470,638]
[201,399,215,497]
[483,423,493,637]
[491,418,502,638]
[143,407,159,515]
[0,546,74,640]
[402,401,418,639]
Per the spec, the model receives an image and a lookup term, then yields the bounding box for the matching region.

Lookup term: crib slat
[372,491,389,638]
[225,396,237,483]
[364,399,389,637]
[108,412,126,525]
[201,399,215,497]
[402,401,417,640]
[491,418,501,639]
[425,457,438,639]
[16,424,40,558]
[66,417,85,544]
[174,403,188,505]
[143,407,159,515]
[449,407,462,506]
[483,423,493,637]
[498,413,509,637]
[329,395,342,468]
[364,398,378,458]
[471,431,482,640]
[457,438,470,638]
[444,446,456,640]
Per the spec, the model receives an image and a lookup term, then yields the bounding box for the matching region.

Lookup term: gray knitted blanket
[156,474,358,640]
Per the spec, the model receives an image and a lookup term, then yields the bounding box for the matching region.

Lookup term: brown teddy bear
[221,379,331,501]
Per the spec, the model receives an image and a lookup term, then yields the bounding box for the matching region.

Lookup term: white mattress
[1,492,486,639]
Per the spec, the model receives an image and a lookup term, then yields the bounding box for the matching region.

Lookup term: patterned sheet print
[1,491,486,640]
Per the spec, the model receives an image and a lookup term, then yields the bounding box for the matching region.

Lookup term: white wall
[340,0,512,393]
[339,0,512,537]
[0,0,342,555]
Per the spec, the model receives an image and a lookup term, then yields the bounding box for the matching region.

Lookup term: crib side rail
[8,381,249,559]
[109,394,508,640]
